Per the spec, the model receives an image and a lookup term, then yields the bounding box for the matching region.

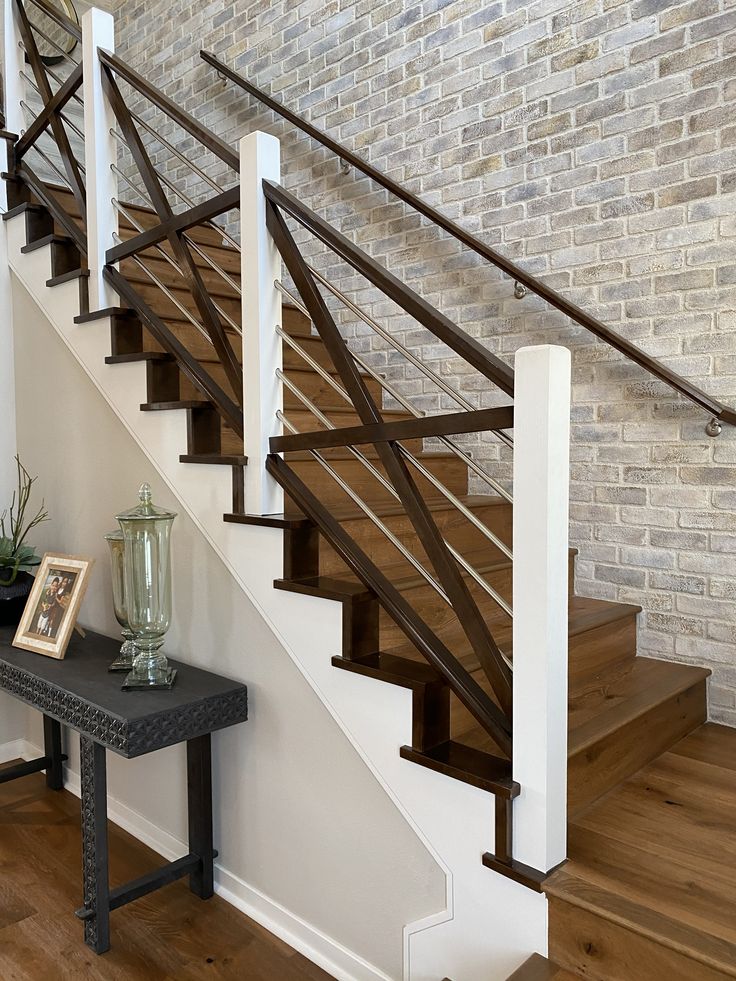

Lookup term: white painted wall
[9,277,445,980]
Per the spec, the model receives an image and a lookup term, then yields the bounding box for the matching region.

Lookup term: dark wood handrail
[24,0,81,42]
[99,49,239,172]
[270,406,514,454]
[202,49,736,429]
[264,179,515,397]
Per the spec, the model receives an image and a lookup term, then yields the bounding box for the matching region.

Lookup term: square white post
[511,344,571,873]
[3,0,26,141]
[82,8,118,311]
[240,131,283,515]
[0,0,20,492]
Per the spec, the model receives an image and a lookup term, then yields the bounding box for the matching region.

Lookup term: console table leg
[80,736,111,954]
[43,715,64,790]
[187,733,214,899]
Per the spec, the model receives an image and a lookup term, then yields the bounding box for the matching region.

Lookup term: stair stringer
[4,212,547,981]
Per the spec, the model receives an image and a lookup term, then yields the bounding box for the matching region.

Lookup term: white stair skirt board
[4,214,548,981]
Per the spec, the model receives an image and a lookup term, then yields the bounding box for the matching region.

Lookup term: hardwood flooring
[546,723,736,980]
[0,767,333,980]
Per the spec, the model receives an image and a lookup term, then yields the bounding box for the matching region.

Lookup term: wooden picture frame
[13,552,93,659]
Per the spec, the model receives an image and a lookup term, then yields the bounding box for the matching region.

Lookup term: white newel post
[0,0,23,495]
[512,344,571,873]
[3,0,25,141]
[82,7,118,311]
[240,131,283,514]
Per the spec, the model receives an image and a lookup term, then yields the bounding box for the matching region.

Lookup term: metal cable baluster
[275,411,450,603]
[108,132,241,256]
[111,231,213,345]
[274,279,514,505]
[276,374,513,618]
[112,199,242,336]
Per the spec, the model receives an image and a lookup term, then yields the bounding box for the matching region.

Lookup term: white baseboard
[0,738,390,981]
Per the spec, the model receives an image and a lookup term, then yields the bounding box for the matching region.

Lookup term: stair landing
[546,722,736,980]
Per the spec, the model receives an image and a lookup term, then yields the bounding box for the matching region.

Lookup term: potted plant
[0,457,49,627]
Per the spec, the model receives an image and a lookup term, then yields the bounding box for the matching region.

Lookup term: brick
[659,0,718,30]
[659,41,719,78]
[657,177,718,208]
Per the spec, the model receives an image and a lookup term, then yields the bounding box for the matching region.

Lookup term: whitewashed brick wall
[110,0,736,721]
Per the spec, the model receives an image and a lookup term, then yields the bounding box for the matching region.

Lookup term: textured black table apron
[0,625,248,954]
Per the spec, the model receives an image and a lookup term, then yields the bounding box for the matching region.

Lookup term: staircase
[3,4,736,979]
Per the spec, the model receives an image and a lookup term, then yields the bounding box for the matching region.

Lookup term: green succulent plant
[0,457,49,587]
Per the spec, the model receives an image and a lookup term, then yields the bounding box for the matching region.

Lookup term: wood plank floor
[0,767,333,980]
[546,723,736,979]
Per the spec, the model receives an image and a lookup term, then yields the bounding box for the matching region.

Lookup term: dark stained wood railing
[201,49,736,431]
[97,49,244,438]
[263,179,515,753]
[10,0,86,230]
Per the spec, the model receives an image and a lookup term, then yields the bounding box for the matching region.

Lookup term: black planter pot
[0,571,34,627]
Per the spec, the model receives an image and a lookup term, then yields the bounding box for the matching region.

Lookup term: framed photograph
[13,553,94,660]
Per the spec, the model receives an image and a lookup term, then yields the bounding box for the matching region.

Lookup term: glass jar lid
[115,483,178,522]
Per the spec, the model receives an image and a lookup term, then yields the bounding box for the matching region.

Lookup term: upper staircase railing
[1,3,574,881]
[201,49,736,436]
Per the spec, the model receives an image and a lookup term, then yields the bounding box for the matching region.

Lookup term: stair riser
[119,274,242,326]
[549,897,734,981]
[319,500,513,578]
[569,616,638,685]
[282,335,334,371]
[375,555,576,649]
[283,454,469,506]
[568,680,707,817]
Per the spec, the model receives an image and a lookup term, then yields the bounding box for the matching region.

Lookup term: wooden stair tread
[567,657,710,756]
[140,399,211,411]
[399,741,519,798]
[179,454,247,466]
[385,595,640,669]
[507,953,581,980]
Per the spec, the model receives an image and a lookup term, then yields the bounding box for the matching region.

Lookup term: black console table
[0,626,248,954]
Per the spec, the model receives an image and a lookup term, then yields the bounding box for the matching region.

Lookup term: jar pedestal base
[122,667,177,691]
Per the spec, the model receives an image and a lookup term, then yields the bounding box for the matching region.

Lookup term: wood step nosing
[179,454,248,466]
[46,268,89,288]
[399,741,519,798]
[224,512,309,529]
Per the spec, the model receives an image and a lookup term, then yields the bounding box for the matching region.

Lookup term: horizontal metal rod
[277,410,450,603]
[109,132,241,252]
[99,48,239,171]
[278,379,513,613]
[112,230,213,345]
[112,200,241,336]
[106,184,240,264]
[273,278,514,503]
